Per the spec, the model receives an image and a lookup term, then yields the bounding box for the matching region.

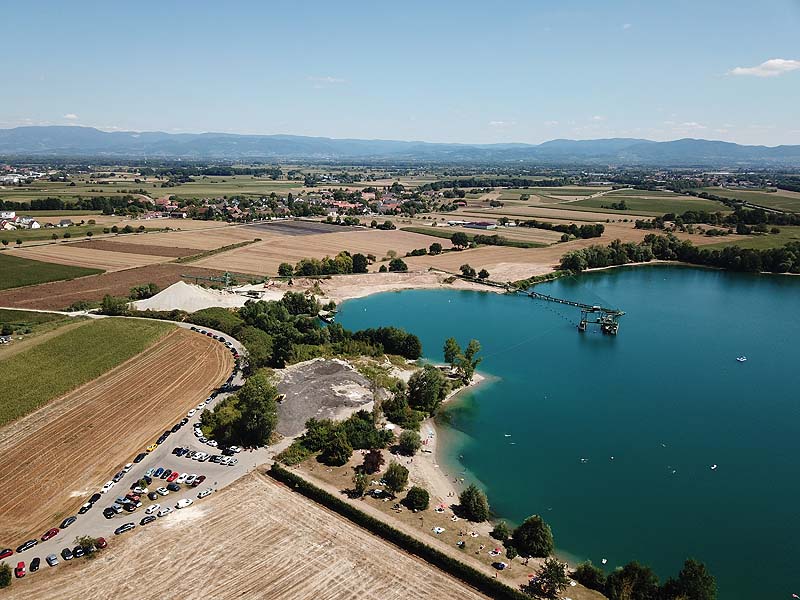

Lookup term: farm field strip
[0,326,232,542]
[0,253,104,290]
[107,225,268,250]
[569,194,729,215]
[12,244,170,271]
[695,187,800,212]
[67,239,201,257]
[6,472,490,600]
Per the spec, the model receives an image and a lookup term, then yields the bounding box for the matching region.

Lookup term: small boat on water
[710,464,718,470]
[736,356,747,363]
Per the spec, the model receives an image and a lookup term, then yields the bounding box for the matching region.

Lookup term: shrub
[404,486,430,510]
[491,521,511,542]
[0,562,10,588]
[573,561,607,593]
[388,258,408,272]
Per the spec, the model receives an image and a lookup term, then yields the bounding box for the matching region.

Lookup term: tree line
[420,177,566,191]
[519,220,605,239]
[560,234,800,274]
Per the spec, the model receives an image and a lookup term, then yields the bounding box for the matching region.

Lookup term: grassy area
[0,318,173,426]
[0,253,104,290]
[695,187,800,212]
[604,188,682,197]
[705,226,800,250]
[569,194,728,215]
[0,308,68,327]
[1,224,102,243]
[401,226,545,248]
[164,176,302,200]
[15,210,104,217]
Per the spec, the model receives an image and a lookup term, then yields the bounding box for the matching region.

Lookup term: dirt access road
[5,471,491,600]
[0,325,233,544]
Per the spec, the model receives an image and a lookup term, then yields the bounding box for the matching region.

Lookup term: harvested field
[194,229,444,275]
[6,471,490,600]
[0,326,232,543]
[0,264,248,310]
[68,239,201,257]
[13,244,168,271]
[112,226,266,250]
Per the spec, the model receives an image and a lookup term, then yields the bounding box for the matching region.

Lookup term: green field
[569,193,728,216]
[0,318,173,426]
[705,226,800,250]
[605,188,684,197]
[15,209,104,217]
[696,187,800,212]
[0,308,70,327]
[163,176,302,200]
[0,253,103,290]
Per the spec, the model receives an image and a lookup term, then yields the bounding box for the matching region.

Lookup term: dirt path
[0,327,232,543]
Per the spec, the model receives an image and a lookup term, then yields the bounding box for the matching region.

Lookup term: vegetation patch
[401,227,545,248]
[0,318,172,426]
[0,253,103,290]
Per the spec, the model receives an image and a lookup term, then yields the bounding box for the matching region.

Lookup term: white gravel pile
[132,281,250,312]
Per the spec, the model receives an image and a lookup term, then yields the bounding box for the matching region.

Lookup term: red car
[192,475,206,487]
[0,548,12,559]
[41,527,59,541]
[166,471,179,483]
[15,561,25,578]
[96,537,107,549]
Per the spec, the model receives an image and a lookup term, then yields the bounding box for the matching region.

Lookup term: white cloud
[307,76,346,84]
[591,115,606,121]
[622,23,632,30]
[680,121,707,130]
[488,120,515,127]
[63,113,79,120]
[543,120,559,127]
[730,58,800,78]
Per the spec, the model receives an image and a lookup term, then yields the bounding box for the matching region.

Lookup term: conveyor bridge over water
[524,290,625,335]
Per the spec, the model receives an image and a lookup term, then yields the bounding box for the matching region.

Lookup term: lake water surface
[337,266,800,600]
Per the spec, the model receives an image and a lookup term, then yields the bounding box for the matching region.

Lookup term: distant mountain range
[1,126,800,166]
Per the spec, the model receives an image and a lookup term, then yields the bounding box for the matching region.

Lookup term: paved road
[0,319,274,572]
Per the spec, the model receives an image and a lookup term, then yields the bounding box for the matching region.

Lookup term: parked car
[123,503,137,513]
[180,418,189,426]
[78,502,93,514]
[41,528,59,541]
[145,468,155,477]
[185,474,196,485]
[198,488,213,499]
[133,452,147,463]
[157,507,172,517]
[171,423,181,433]
[114,523,135,535]
[156,487,170,496]
[147,491,159,501]
[72,546,85,559]
[16,539,38,553]
[176,498,193,509]
[61,547,73,561]
[89,493,102,504]
[187,409,196,417]
[166,482,181,492]
[146,444,158,453]
[193,475,206,487]
[101,481,115,493]
[103,507,116,519]
[122,463,133,473]
[30,557,40,572]
[176,473,188,484]
[139,516,156,526]
[145,504,160,515]
[0,549,13,559]
[96,537,107,549]
[160,469,172,480]
[166,471,179,483]
[46,554,58,567]
[112,503,124,513]
[112,471,125,483]
[14,562,25,578]
[59,516,77,529]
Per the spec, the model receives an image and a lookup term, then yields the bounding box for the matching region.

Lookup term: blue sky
[1,0,799,145]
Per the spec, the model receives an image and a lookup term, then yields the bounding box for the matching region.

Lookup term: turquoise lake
[336,266,800,600]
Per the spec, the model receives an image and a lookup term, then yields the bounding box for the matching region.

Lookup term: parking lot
[0,321,272,579]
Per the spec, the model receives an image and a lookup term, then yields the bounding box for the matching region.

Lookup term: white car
[192,452,205,461]
[176,473,188,484]
[122,463,133,473]
[204,398,212,404]
[229,458,238,466]
[145,504,160,515]
[157,507,173,517]
[229,446,241,453]
[194,429,202,438]
[197,488,213,499]
[185,474,197,485]
[219,457,231,466]
[101,480,115,493]
[207,440,218,448]
[187,409,196,417]
[176,498,193,509]
[144,468,155,477]
[156,487,170,496]
[199,436,207,444]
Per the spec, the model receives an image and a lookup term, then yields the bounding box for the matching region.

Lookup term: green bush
[404,486,430,510]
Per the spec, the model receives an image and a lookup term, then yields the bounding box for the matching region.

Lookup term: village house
[57,219,74,228]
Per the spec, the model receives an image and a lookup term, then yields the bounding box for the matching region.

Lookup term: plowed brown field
[0,264,243,310]
[0,327,232,542]
[6,471,490,600]
[68,240,200,258]
[13,245,167,271]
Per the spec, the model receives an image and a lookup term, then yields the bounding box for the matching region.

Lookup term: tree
[459,263,476,278]
[100,294,129,316]
[388,258,408,272]
[63,231,71,238]
[51,233,58,240]
[352,471,370,497]
[522,557,569,599]
[378,264,388,272]
[491,521,511,542]
[383,462,409,496]
[352,253,369,273]
[429,242,443,255]
[478,268,490,279]
[404,485,430,510]
[458,483,490,522]
[572,561,607,593]
[397,429,422,455]
[278,262,294,277]
[451,231,469,249]
[86,231,93,239]
[605,562,660,600]
[407,364,449,415]
[661,559,717,600]
[443,337,461,366]
[235,370,279,447]
[456,339,482,383]
[15,238,22,246]
[512,515,554,557]
[0,562,10,588]
[362,448,385,474]
[321,428,353,466]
